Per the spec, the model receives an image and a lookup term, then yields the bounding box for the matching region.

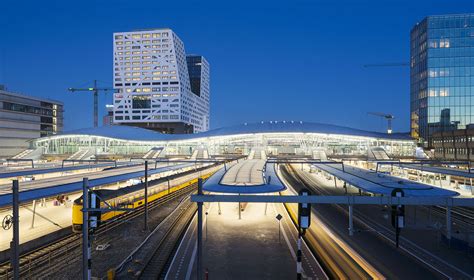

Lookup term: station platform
[0,195,79,251]
[0,163,207,253]
[166,200,325,279]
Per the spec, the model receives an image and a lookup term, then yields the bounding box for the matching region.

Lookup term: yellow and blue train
[72,165,217,232]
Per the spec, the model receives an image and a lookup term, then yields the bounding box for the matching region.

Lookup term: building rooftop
[0,86,63,105]
[56,121,412,142]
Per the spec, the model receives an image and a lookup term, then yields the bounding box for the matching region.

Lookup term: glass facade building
[410,14,474,146]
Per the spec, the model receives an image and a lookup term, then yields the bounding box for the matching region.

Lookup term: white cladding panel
[112,29,209,132]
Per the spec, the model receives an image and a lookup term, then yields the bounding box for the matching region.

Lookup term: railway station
[1,121,474,279]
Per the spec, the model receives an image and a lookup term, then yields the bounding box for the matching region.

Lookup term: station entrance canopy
[30,121,415,158]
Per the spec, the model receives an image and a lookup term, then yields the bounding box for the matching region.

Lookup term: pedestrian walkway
[0,195,78,251]
[167,199,325,279]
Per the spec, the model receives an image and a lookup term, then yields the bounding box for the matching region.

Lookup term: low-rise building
[432,126,474,161]
[0,85,63,157]
[103,104,114,126]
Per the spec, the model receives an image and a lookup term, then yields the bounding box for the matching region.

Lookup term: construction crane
[68,80,115,128]
[368,112,395,134]
[363,62,409,68]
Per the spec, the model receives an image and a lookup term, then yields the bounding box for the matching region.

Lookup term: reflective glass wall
[411,14,474,146]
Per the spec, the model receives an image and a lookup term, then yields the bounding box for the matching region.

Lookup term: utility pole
[11,180,20,280]
[82,178,91,280]
[144,161,149,231]
[68,80,115,128]
[197,178,203,280]
[297,189,311,280]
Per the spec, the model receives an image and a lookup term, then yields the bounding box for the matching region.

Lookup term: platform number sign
[391,188,405,248]
[298,189,311,231]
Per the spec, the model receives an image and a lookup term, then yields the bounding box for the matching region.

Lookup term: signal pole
[11,180,20,280]
[82,178,90,280]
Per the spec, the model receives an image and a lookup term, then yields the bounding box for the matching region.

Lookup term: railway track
[279,164,377,279]
[286,164,473,279]
[432,206,474,228]
[0,182,198,280]
[131,197,197,279]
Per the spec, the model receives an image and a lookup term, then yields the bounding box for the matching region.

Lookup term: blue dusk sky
[0,0,472,133]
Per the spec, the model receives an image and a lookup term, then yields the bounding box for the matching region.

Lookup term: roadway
[284,164,470,279]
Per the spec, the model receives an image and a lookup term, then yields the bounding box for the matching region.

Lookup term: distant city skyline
[0,0,473,133]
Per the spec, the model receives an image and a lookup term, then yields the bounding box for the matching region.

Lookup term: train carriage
[72,164,218,232]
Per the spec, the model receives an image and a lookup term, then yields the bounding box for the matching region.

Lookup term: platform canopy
[203,162,286,194]
[312,163,459,197]
[0,163,196,207]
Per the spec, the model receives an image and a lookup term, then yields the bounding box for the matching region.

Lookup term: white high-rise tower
[113,28,210,133]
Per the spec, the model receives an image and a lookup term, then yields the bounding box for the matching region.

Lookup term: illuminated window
[132,34,141,39]
[439,39,450,48]
[440,88,449,97]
